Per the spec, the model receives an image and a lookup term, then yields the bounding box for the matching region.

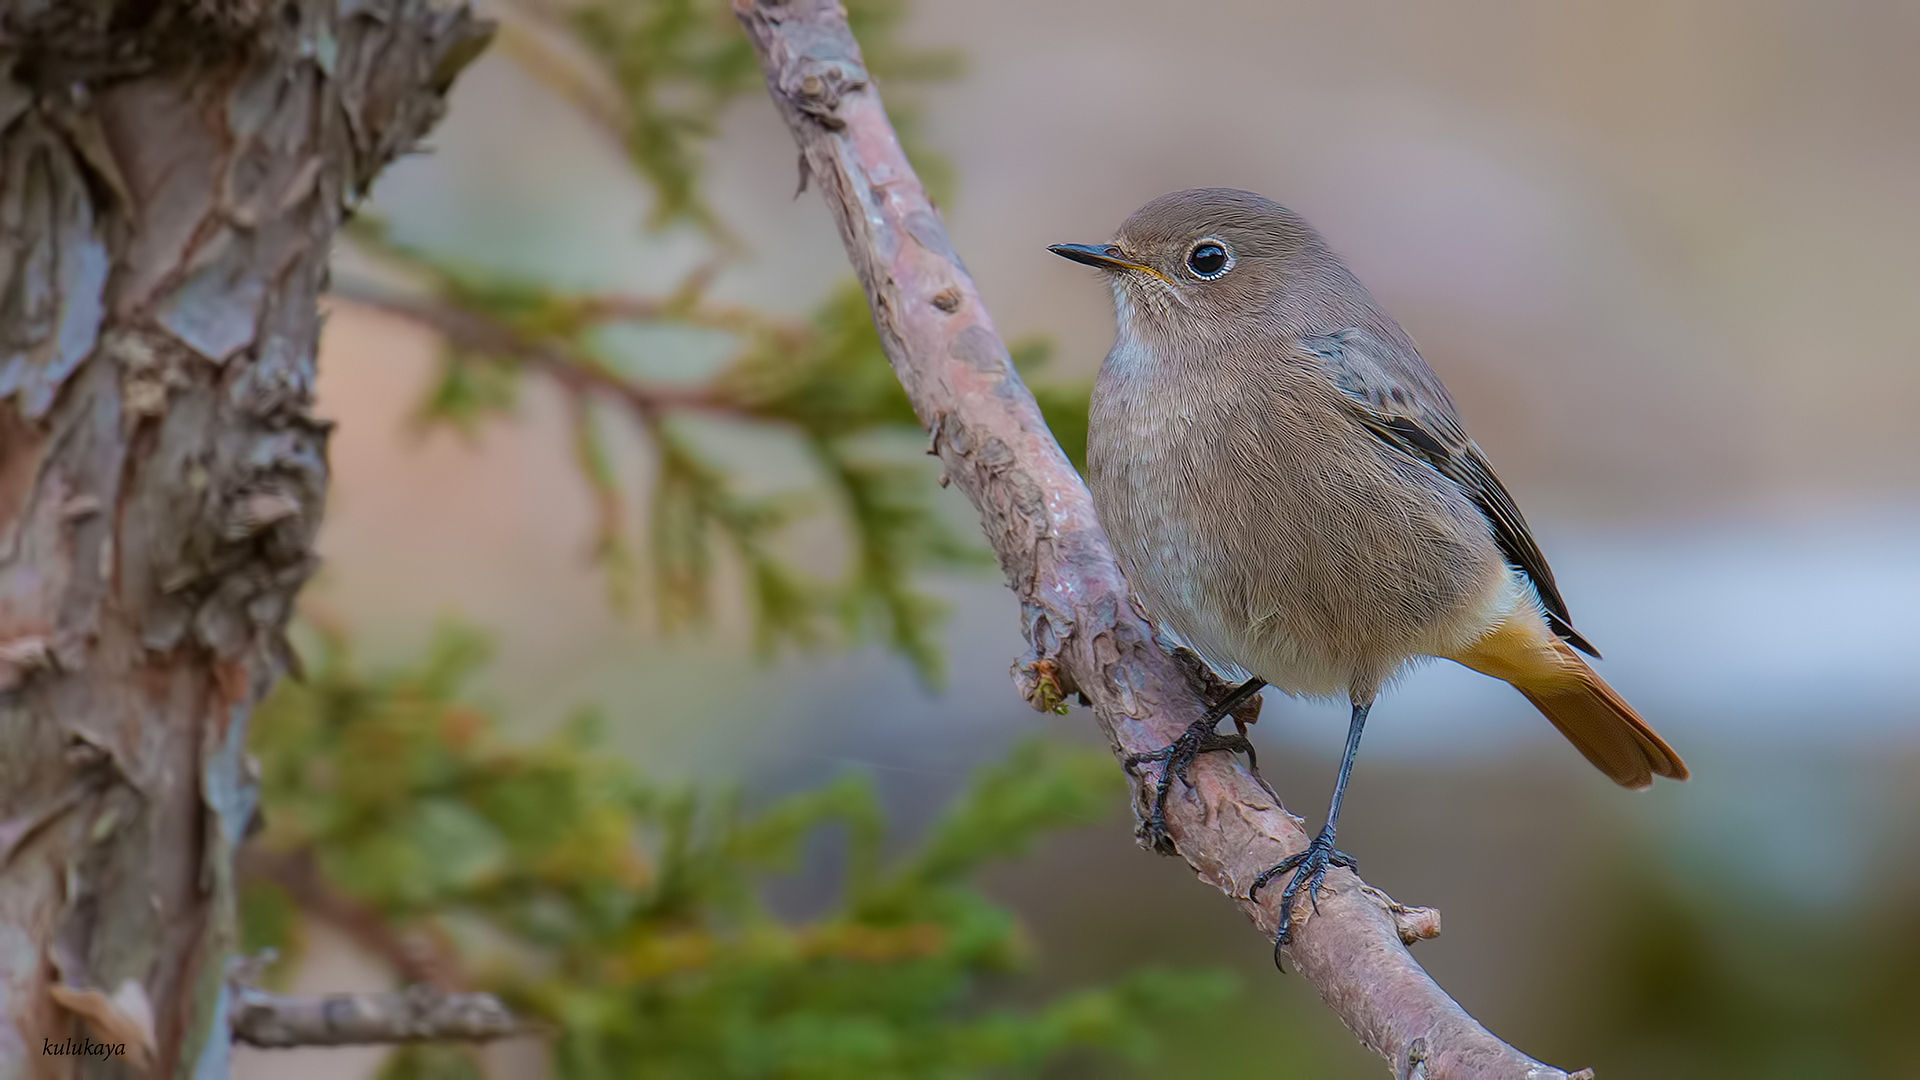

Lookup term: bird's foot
[1124,714,1255,857]
[1168,648,1265,735]
[1250,828,1357,967]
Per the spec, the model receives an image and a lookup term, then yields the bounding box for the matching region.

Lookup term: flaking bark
[0,3,488,1075]
[730,2,1588,1077]
[229,986,520,1049]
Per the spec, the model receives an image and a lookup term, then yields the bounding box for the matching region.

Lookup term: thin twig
[326,278,748,416]
[730,3,1587,1077]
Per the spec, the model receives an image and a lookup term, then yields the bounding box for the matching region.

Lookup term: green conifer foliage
[246,627,1232,1078]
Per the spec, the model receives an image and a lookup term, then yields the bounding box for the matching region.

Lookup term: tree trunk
[0,4,487,1076]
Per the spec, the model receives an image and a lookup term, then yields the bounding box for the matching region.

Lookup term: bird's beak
[1048,243,1151,274]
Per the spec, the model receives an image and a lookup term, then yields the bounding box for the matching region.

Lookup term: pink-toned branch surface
[732,3,1591,1077]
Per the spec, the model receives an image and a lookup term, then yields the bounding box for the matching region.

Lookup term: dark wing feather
[1302,329,1600,657]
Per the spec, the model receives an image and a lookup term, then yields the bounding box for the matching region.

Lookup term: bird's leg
[1250,699,1370,967]
[1124,677,1266,856]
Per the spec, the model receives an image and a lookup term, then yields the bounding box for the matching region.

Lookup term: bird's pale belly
[1129,548,1363,700]
[1089,407,1516,702]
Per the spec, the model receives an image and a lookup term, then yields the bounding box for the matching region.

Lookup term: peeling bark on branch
[731,2,1586,1077]
[230,986,520,1049]
[0,2,488,1075]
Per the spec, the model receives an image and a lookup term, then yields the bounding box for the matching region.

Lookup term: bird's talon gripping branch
[1124,676,1266,855]
[1252,829,1357,966]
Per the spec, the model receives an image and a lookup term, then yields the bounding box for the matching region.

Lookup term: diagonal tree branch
[731,3,1590,1077]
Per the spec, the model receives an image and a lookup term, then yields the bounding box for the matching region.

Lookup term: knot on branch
[1361,884,1442,945]
[734,0,869,131]
[781,57,868,130]
[1011,604,1089,717]
[1012,655,1079,715]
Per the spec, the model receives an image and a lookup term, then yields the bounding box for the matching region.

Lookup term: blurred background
[237,1,1920,1077]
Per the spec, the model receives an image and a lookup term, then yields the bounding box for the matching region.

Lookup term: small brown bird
[1051,189,1687,958]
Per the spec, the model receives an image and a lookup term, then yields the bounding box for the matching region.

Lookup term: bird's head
[1049,188,1327,334]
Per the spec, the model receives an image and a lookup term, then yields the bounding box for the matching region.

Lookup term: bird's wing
[1299,328,1599,657]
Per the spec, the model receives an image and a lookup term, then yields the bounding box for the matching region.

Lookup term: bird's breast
[1087,351,1512,700]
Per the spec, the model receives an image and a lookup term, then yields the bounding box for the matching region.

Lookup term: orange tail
[1448,614,1688,789]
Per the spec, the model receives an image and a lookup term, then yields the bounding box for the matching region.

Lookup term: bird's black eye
[1185,239,1232,279]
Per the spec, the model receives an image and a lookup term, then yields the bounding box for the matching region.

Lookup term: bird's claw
[1125,716,1256,856]
[1250,829,1356,967]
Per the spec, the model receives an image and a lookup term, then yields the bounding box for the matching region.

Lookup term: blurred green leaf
[414,345,522,437]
